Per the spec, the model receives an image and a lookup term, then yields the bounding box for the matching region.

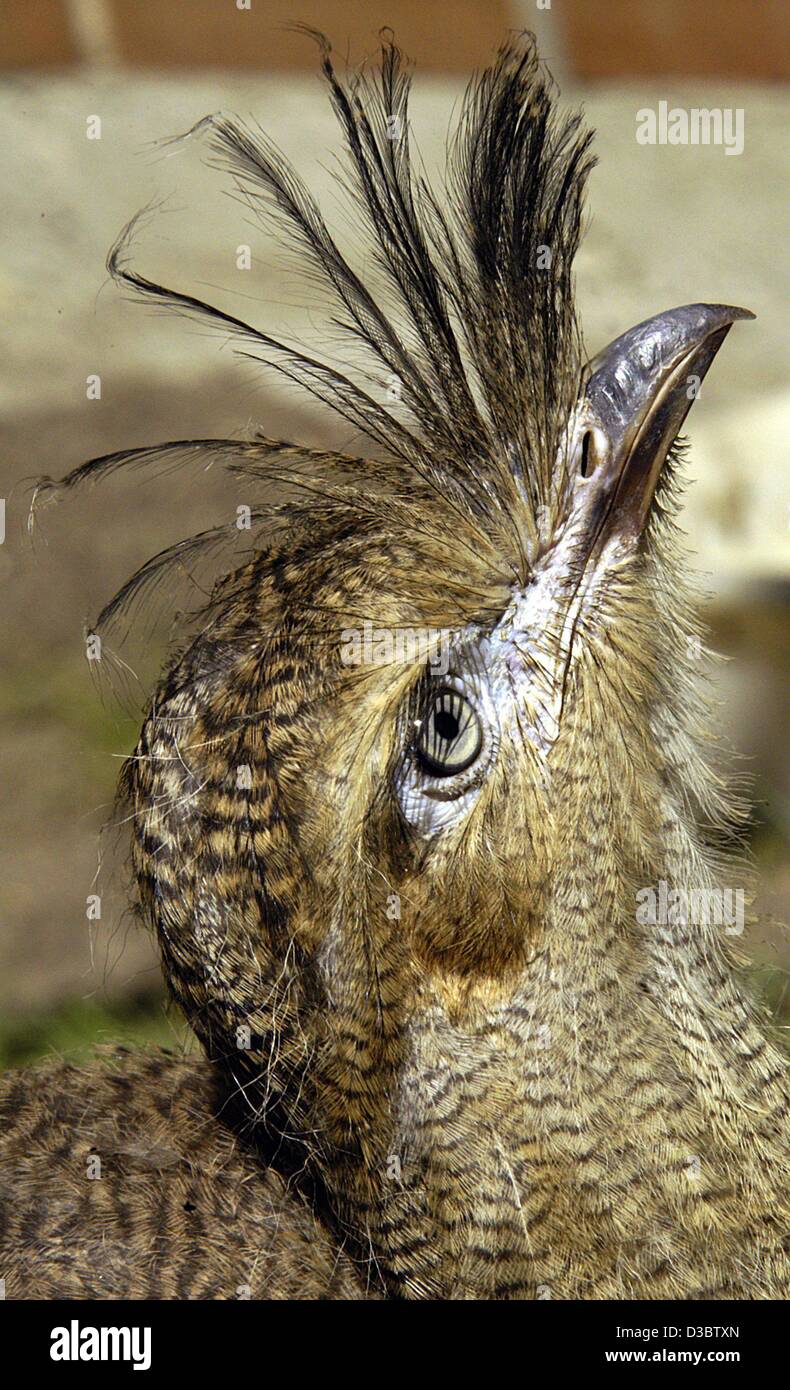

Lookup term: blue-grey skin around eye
[396,637,501,836]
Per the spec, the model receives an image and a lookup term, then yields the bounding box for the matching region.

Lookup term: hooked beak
[570,303,754,544]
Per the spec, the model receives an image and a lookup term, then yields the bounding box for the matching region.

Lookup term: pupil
[434,709,459,742]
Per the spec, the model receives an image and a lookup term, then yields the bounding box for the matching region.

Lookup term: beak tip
[679,302,756,337]
[715,303,756,323]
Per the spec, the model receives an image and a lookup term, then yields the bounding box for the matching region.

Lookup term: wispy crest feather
[32,30,595,627]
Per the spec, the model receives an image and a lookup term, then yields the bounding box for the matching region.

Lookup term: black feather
[36,30,595,630]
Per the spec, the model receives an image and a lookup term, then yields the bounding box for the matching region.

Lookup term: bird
[1,30,788,1301]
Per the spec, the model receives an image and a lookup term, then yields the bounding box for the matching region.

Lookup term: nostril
[579,431,595,478]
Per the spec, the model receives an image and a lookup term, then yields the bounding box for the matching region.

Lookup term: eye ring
[416,685,483,777]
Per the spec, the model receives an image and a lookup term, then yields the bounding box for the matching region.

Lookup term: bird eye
[416,686,483,777]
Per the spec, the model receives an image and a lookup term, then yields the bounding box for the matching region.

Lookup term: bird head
[43,34,759,1294]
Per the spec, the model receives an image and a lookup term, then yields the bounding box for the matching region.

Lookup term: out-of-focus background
[1,0,788,1066]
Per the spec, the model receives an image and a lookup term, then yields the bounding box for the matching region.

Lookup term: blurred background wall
[1,0,788,1064]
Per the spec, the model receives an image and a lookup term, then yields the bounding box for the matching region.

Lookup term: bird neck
[314,781,790,1298]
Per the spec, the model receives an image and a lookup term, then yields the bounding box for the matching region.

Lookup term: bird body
[0,1049,370,1299]
[2,33,787,1299]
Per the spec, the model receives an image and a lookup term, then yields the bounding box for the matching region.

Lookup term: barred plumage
[4,31,787,1300]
